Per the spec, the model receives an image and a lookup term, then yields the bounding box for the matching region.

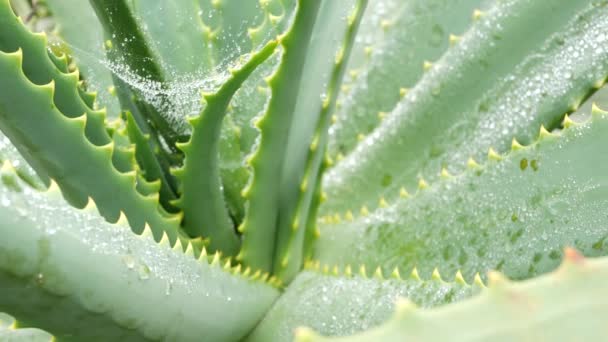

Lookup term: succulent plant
[1,0,608,340]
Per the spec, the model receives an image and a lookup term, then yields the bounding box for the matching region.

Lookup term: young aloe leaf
[328,0,486,159]
[124,112,179,212]
[173,40,278,255]
[0,37,182,243]
[298,249,608,341]
[248,265,482,341]
[88,0,184,151]
[274,0,368,282]
[0,313,53,342]
[322,0,608,215]
[0,166,279,341]
[45,0,121,116]
[315,107,608,282]
[237,0,322,273]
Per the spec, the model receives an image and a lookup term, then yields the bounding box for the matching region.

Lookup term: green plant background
[1,0,608,341]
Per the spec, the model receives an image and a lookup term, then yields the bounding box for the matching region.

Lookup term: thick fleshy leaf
[322,0,608,215]
[315,107,608,282]
[248,266,482,342]
[0,313,53,342]
[0,167,279,341]
[299,250,608,341]
[328,0,486,158]
[45,0,121,116]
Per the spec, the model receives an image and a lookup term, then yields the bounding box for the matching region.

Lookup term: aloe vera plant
[1,0,608,340]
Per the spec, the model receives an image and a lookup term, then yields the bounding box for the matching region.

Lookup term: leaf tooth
[511,138,525,151]
[333,213,342,223]
[364,45,373,59]
[449,34,462,46]
[561,247,585,269]
[320,191,327,203]
[378,197,389,208]
[223,259,232,270]
[360,205,369,216]
[399,87,409,98]
[394,298,417,318]
[440,167,452,180]
[467,157,481,169]
[359,264,367,278]
[377,111,387,121]
[474,272,486,288]
[591,102,608,118]
[184,241,195,258]
[399,187,410,198]
[593,77,606,89]
[409,267,421,281]
[172,238,184,253]
[159,232,171,248]
[422,60,433,72]
[357,133,365,142]
[232,263,242,275]
[487,270,509,288]
[322,264,330,274]
[139,223,154,240]
[431,268,443,282]
[417,178,429,190]
[538,125,555,140]
[82,197,99,215]
[373,266,384,280]
[562,114,577,129]
[344,265,352,277]
[281,254,289,267]
[45,179,62,199]
[211,251,221,266]
[454,270,467,285]
[268,275,282,287]
[0,160,16,175]
[344,210,354,221]
[198,247,208,262]
[332,265,340,276]
[391,267,401,280]
[487,147,502,161]
[472,9,485,20]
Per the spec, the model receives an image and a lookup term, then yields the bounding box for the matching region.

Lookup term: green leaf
[0,313,53,342]
[315,107,608,282]
[248,266,481,341]
[237,0,322,273]
[328,0,486,158]
[298,250,608,341]
[0,11,183,243]
[45,0,121,116]
[0,166,279,341]
[274,0,368,282]
[173,40,278,255]
[322,0,608,215]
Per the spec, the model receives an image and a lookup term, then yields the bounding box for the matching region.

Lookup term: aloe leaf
[0,166,279,341]
[173,40,278,255]
[44,0,121,116]
[0,313,53,342]
[237,0,322,273]
[299,250,608,341]
[322,0,608,215]
[88,0,186,151]
[0,24,182,243]
[316,107,608,282]
[248,265,482,342]
[274,0,368,282]
[328,0,486,159]
[124,112,179,212]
